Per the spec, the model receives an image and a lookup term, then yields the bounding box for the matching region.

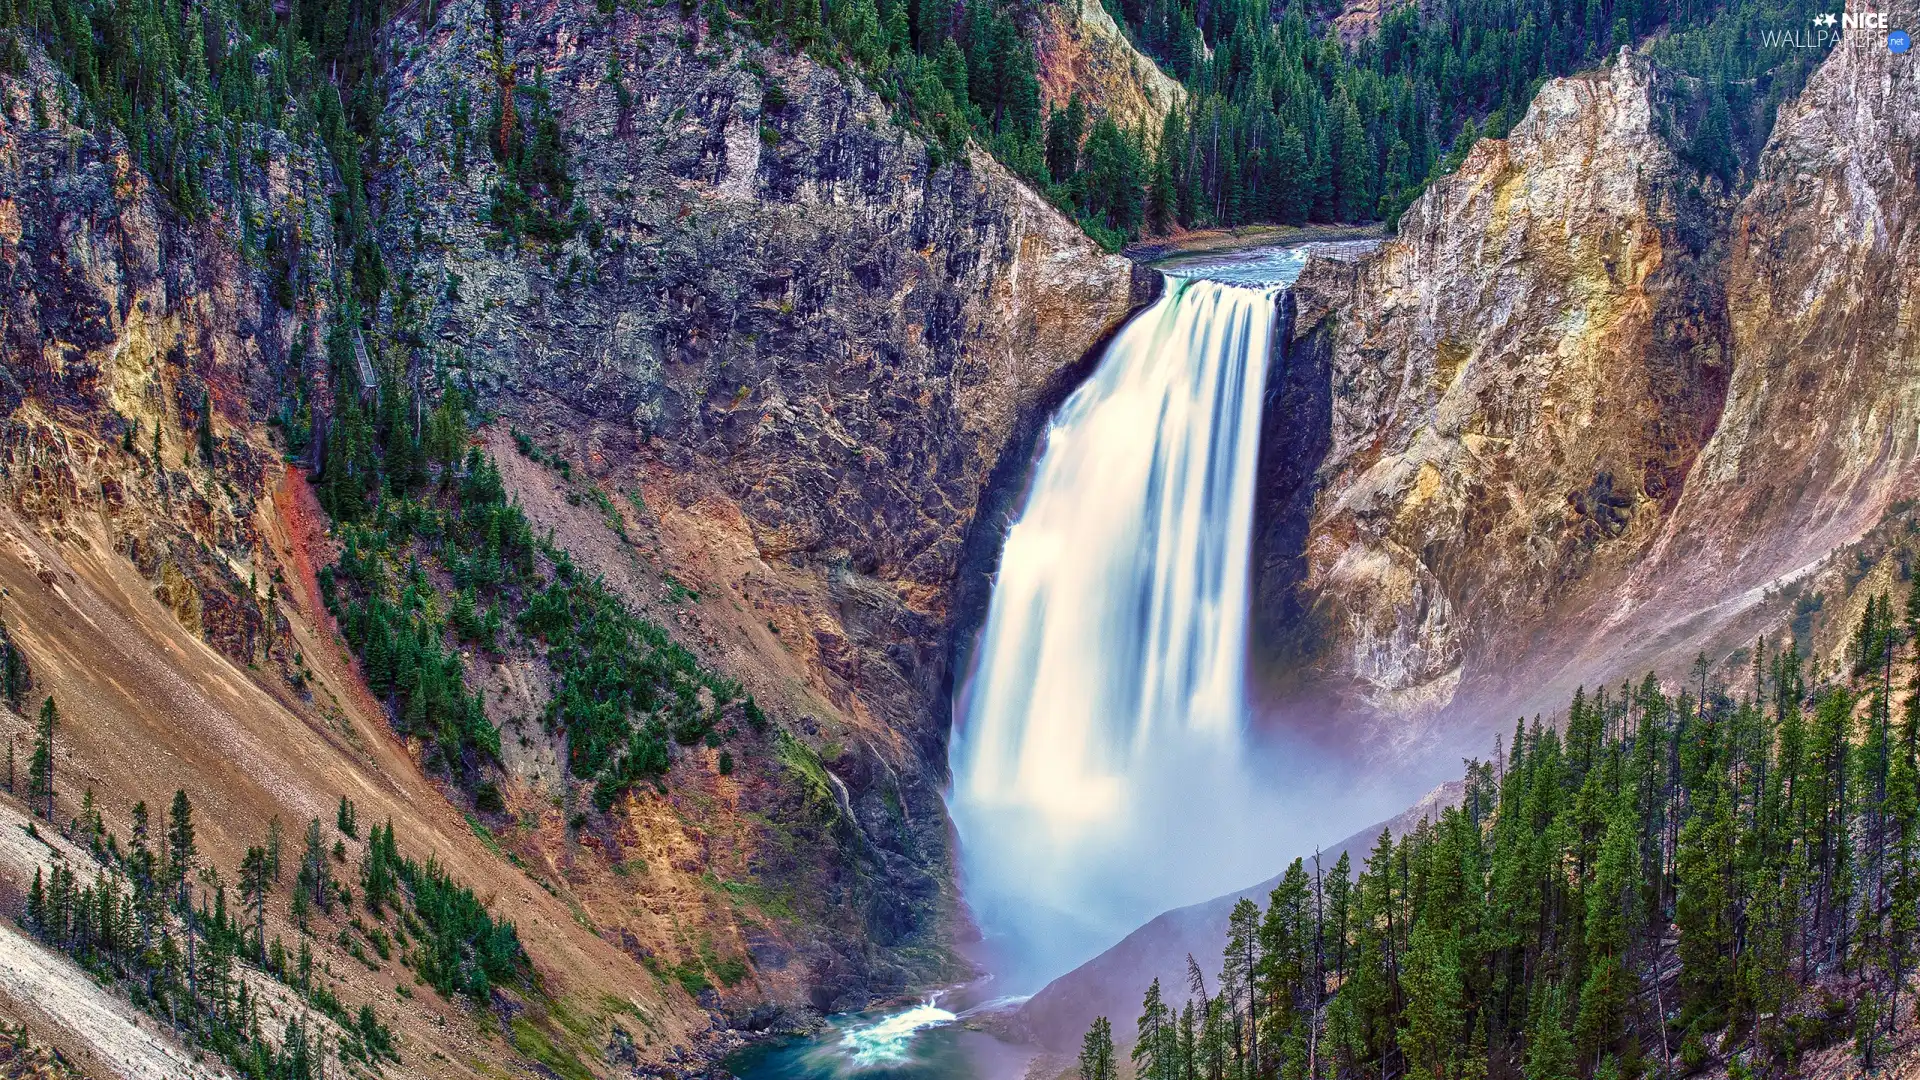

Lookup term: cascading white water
[950,249,1312,987]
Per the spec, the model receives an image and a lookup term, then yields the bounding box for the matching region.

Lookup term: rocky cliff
[1265,31,1920,757]
[371,0,1151,1013]
[1037,17,1920,1064]
[0,41,731,1080]
[1606,23,1920,669]
[0,45,330,685]
[1260,54,1719,748]
[0,0,1153,1071]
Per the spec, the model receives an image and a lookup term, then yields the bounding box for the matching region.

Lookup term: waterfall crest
[950,251,1308,985]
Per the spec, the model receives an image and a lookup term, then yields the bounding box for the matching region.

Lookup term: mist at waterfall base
[949,248,1388,993]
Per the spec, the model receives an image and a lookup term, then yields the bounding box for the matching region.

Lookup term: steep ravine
[1033,29,1920,1050]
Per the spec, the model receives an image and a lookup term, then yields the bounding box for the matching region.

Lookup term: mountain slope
[0,0,1157,1067]
[371,0,1154,1011]
[1049,14,1920,1062]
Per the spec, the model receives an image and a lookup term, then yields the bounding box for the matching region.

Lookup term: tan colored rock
[1602,16,1920,675]
[1031,0,1186,141]
[1280,54,1712,747]
[1277,21,1920,753]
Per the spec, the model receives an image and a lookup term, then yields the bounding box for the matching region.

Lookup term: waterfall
[950,249,1310,986]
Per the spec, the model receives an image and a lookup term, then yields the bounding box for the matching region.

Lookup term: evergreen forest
[3,759,524,1078]
[1080,587,1920,1080]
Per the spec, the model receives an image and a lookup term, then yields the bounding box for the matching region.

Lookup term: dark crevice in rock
[1248,288,1334,688]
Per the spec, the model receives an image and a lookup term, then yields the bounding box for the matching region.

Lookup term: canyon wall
[1031,0,1186,141]
[0,0,1154,1068]
[374,0,1152,1009]
[1265,36,1920,756]
[0,42,742,1079]
[0,45,329,685]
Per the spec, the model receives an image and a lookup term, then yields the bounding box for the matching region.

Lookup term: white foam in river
[831,1000,959,1069]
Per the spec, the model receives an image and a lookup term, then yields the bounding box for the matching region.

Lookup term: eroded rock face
[1269,30,1920,754]
[0,48,327,672]
[1268,55,1725,746]
[1030,0,1185,139]
[1601,22,1920,678]
[374,0,1149,1007]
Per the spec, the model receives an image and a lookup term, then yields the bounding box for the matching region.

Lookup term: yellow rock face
[1277,33,1920,752]
[1030,0,1186,144]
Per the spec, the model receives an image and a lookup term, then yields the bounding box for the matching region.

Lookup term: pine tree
[1326,849,1352,983]
[1079,1015,1116,1080]
[1307,123,1333,221]
[1692,85,1737,186]
[298,817,333,914]
[1272,125,1309,225]
[26,867,45,932]
[166,789,197,907]
[1,618,29,710]
[361,819,398,915]
[1331,90,1371,221]
[27,695,55,820]
[1221,897,1260,1077]
[1524,984,1576,1080]
[195,390,215,462]
[1134,978,1176,1080]
[1045,94,1086,184]
[1148,107,1182,233]
[1398,918,1463,1079]
[240,846,272,961]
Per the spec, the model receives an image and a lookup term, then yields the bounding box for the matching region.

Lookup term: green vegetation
[14,780,529,1073]
[742,0,1037,167]
[27,695,53,821]
[19,788,404,1077]
[0,617,32,711]
[320,440,517,780]
[0,0,389,328]
[508,1014,597,1080]
[319,388,758,813]
[706,870,796,921]
[396,846,530,999]
[0,0,1835,280]
[482,0,580,244]
[1095,0,1832,238]
[746,0,1837,250]
[1080,1014,1118,1080]
[1095,578,1920,1079]
[741,0,1087,222]
[519,544,746,810]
